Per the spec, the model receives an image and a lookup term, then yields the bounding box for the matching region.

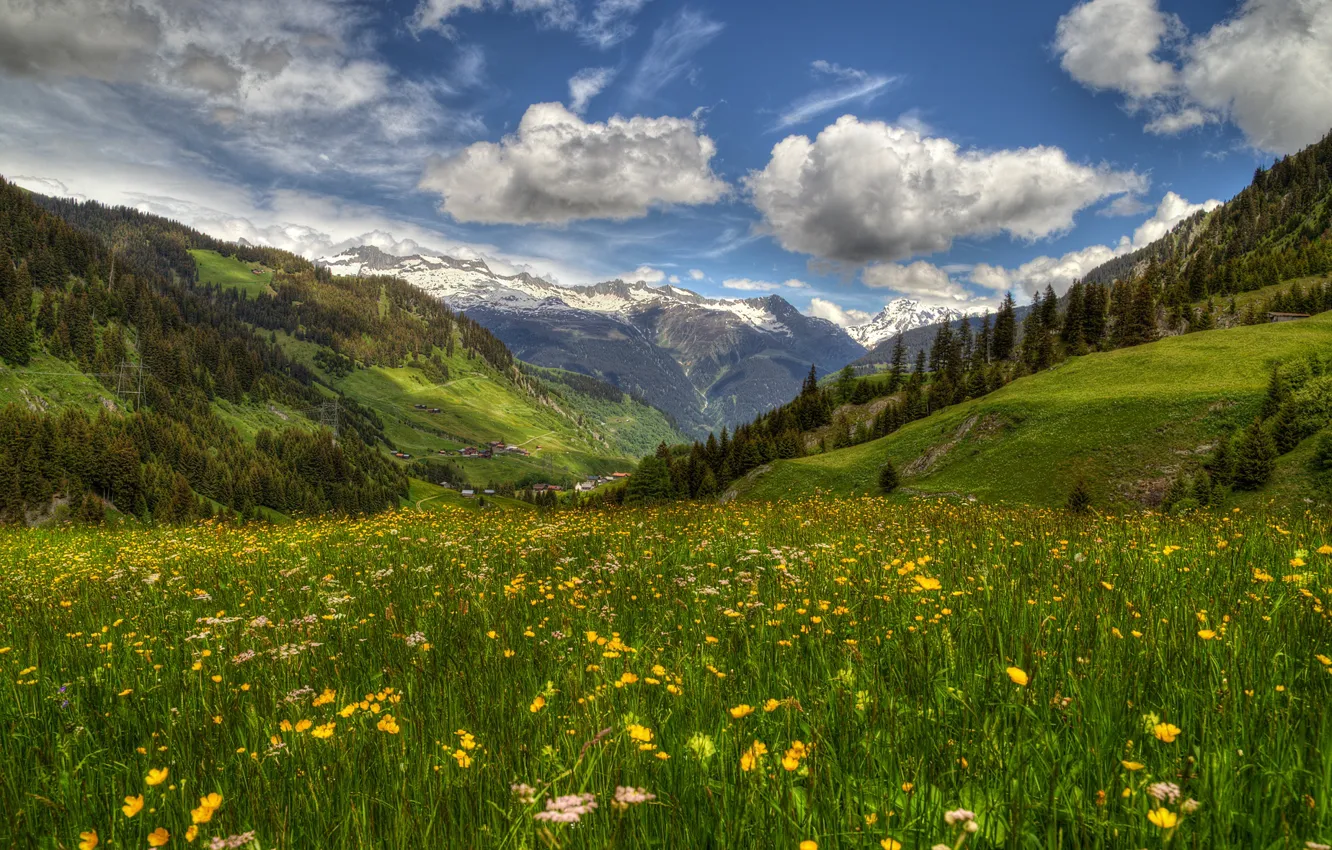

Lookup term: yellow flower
[122,795,144,818]
[763,698,781,712]
[1197,629,1216,640]
[1317,655,1331,666]
[1100,581,1114,590]
[1121,760,1145,771]
[529,695,546,713]
[740,740,768,772]
[118,689,133,697]
[729,704,755,719]
[1147,807,1178,829]
[78,830,98,850]
[880,840,903,850]
[452,749,472,768]
[1317,544,1332,555]
[190,805,214,825]
[1153,722,1181,743]
[185,826,198,843]
[311,722,336,739]
[377,714,400,734]
[627,724,653,743]
[800,842,818,850]
[1006,666,1029,686]
[147,827,170,847]
[294,719,313,733]
[145,767,169,786]
[913,576,941,591]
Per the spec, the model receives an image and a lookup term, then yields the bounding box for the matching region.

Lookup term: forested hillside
[0,179,677,525]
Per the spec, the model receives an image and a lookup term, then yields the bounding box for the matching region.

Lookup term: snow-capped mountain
[319,246,866,434]
[847,298,969,350]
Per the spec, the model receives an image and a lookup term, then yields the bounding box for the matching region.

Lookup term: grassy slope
[741,312,1332,507]
[271,328,663,487]
[189,249,274,297]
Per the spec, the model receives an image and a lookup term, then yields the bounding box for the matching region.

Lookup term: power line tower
[113,361,145,411]
[317,400,340,440]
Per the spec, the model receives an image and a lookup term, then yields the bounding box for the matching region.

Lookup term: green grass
[0,351,117,414]
[264,328,666,488]
[2,500,1330,848]
[742,313,1332,507]
[189,250,274,298]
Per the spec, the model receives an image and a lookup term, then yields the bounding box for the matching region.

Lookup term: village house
[1268,311,1311,322]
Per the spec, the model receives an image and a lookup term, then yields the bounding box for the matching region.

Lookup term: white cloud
[772,60,899,131]
[862,261,973,303]
[668,274,680,283]
[1054,0,1181,100]
[746,116,1145,265]
[409,0,644,46]
[722,278,809,292]
[0,0,473,186]
[568,67,616,115]
[807,297,873,328]
[688,269,705,280]
[1055,0,1332,154]
[624,265,666,283]
[969,190,1222,297]
[409,0,576,37]
[581,0,652,48]
[625,9,724,103]
[419,101,728,225]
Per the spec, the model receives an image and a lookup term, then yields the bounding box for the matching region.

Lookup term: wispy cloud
[625,9,724,104]
[772,60,899,131]
[581,0,652,48]
[568,66,616,114]
[722,277,808,291]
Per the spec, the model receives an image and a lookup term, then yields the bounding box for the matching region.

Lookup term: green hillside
[737,313,1332,507]
[190,249,274,297]
[0,180,679,526]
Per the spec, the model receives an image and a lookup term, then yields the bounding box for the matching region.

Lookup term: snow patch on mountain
[320,246,801,336]
[847,298,969,349]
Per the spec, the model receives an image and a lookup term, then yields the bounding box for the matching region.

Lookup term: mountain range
[320,246,867,435]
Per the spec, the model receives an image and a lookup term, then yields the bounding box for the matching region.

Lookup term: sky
[1,0,1330,328]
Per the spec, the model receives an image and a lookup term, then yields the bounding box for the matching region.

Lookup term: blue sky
[1,0,1329,326]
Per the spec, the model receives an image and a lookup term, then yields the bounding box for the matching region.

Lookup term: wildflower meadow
[2,499,1331,849]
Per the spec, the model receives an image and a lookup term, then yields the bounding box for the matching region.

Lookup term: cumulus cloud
[746,116,1144,265]
[969,191,1221,297]
[1055,0,1332,154]
[722,278,809,291]
[807,297,873,328]
[625,9,724,103]
[568,67,616,114]
[772,60,900,131]
[688,269,705,280]
[1054,0,1181,100]
[624,265,666,283]
[862,261,973,303]
[419,101,728,225]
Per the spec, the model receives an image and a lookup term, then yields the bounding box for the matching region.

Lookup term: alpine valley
[319,246,867,435]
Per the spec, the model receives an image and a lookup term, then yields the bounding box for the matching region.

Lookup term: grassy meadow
[741,312,1332,507]
[189,251,275,299]
[3,499,1331,849]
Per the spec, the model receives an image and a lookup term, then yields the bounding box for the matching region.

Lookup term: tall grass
[2,499,1329,848]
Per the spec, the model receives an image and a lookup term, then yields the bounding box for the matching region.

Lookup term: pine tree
[1206,433,1235,488]
[878,459,899,494]
[992,293,1016,360]
[1233,418,1276,491]
[887,336,907,392]
[1260,367,1290,418]
[1066,478,1092,514]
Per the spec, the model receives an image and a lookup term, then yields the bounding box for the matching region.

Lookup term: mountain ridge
[319,246,866,435]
